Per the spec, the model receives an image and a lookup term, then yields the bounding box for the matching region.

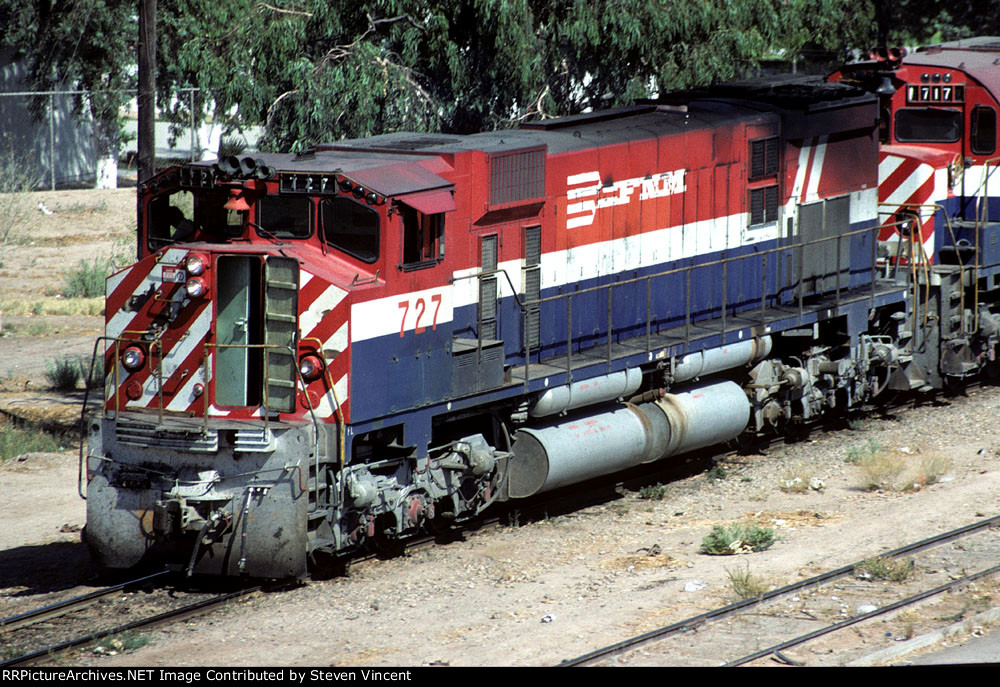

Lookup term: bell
[223,187,251,212]
[875,75,897,96]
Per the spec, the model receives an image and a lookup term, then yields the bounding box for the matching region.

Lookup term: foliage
[638,483,669,500]
[4,1,992,156]
[93,631,150,656]
[855,556,914,582]
[874,0,1000,46]
[154,0,886,151]
[707,465,728,482]
[726,564,770,599]
[700,522,776,555]
[45,356,83,391]
[0,1,135,158]
[846,438,883,464]
[0,140,39,269]
[62,259,110,299]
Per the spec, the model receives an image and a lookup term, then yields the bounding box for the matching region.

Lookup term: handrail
[507,222,883,378]
[301,336,347,509]
[974,156,1000,228]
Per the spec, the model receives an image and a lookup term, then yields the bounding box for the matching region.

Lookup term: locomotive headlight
[185,254,206,276]
[298,354,324,382]
[185,277,208,298]
[121,345,146,372]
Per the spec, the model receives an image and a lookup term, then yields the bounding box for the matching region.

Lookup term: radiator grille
[115,419,219,452]
[490,148,545,206]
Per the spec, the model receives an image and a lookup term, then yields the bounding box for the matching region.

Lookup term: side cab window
[401,205,445,268]
[971,106,997,156]
[322,197,380,263]
[148,190,195,250]
[396,189,455,270]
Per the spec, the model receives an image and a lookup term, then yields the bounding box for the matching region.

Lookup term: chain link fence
[0,87,259,191]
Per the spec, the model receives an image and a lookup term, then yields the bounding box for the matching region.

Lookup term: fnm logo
[566,169,687,229]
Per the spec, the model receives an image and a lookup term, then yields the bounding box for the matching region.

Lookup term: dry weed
[855,443,952,492]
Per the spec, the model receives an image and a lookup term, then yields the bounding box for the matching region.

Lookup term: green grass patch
[727,564,770,599]
[93,631,149,656]
[846,438,883,464]
[700,522,776,555]
[42,356,101,391]
[45,357,83,390]
[855,556,914,582]
[0,297,104,317]
[638,483,669,500]
[61,258,110,299]
[707,465,728,482]
[0,419,64,461]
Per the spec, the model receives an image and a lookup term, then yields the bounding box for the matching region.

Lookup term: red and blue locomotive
[831,36,1000,389]
[86,75,944,578]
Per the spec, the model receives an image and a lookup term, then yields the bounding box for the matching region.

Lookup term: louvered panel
[490,149,545,206]
[765,138,779,175]
[481,235,498,270]
[480,319,497,341]
[750,188,764,225]
[526,307,540,348]
[750,137,779,179]
[765,185,779,222]
[479,277,497,320]
[524,267,541,301]
[524,226,541,266]
[751,140,766,179]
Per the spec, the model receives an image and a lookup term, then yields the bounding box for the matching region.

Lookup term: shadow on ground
[0,541,95,596]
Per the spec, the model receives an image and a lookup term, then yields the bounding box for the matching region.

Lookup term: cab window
[322,197,379,263]
[148,190,195,249]
[971,106,997,155]
[401,205,445,268]
[256,195,311,239]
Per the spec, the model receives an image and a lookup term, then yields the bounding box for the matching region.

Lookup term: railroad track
[559,514,1000,667]
[0,389,987,667]
[0,573,264,667]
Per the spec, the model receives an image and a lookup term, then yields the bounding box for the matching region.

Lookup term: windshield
[894,108,962,143]
[256,195,311,239]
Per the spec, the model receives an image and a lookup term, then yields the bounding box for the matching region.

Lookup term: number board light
[178,166,216,188]
[279,173,338,194]
[906,83,964,104]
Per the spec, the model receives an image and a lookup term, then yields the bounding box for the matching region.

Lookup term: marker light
[299,354,324,382]
[122,346,146,372]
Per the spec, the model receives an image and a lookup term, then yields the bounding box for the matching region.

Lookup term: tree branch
[316,13,425,72]
[256,3,313,18]
[265,88,300,130]
[505,84,553,125]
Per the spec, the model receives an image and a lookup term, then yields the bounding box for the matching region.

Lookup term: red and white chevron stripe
[104,250,212,414]
[878,151,943,263]
[297,268,351,423]
[105,252,353,423]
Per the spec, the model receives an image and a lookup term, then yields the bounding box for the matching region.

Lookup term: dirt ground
[1,189,1000,666]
